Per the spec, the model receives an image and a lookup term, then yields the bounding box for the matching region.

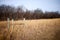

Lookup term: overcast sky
[0,0,60,12]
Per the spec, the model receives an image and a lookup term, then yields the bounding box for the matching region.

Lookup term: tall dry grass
[0,18,60,40]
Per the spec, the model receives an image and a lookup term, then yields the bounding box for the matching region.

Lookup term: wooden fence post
[23,18,25,21]
[12,19,14,31]
[7,18,10,30]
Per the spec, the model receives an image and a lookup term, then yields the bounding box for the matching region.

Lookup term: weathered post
[12,19,14,31]
[7,18,10,30]
[23,18,25,21]
[23,18,26,26]
[7,18,10,40]
[23,18,25,23]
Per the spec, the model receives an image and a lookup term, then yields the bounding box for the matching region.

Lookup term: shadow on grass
[53,30,60,40]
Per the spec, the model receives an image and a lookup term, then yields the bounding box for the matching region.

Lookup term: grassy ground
[0,18,60,40]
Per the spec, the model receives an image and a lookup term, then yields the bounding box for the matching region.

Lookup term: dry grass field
[0,18,60,40]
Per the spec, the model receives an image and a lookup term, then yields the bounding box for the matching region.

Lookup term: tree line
[0,5,60,21]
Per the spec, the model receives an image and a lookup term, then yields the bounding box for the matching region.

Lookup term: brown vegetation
[0,18,60,40]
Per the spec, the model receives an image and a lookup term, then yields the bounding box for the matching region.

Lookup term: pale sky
[0,0,60,12]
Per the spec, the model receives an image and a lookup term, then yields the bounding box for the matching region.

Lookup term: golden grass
[0,18,60,40]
